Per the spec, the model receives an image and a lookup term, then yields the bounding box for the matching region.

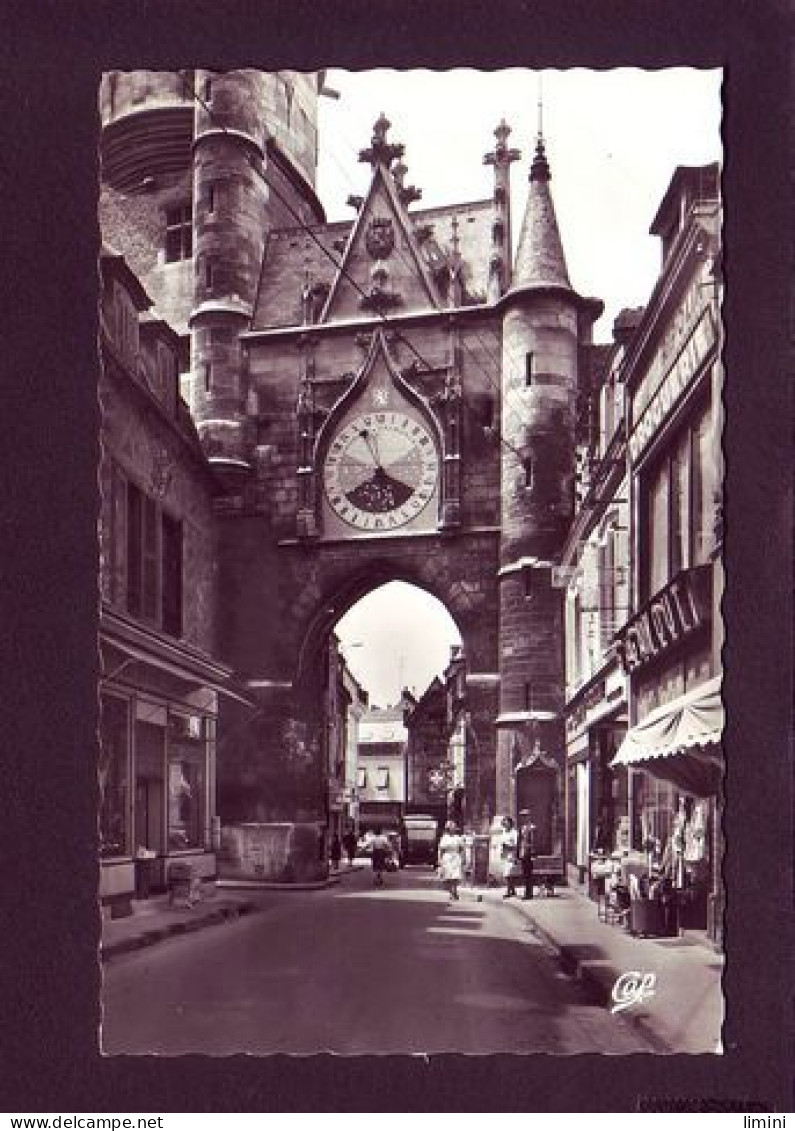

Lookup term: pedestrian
[370,826,390,887]
[330,833,342,871]
[343,828,357,866]
[518,810,536,900]
[437,820,464,901]
[500,815,520,898]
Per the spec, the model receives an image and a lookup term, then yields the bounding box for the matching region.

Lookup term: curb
[505,898,672,1054]
[101,900,259,961]
[217,875,343,892]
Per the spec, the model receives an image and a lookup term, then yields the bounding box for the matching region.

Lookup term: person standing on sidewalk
[518,811,536,900]
[437,821,465,901]
[500,816,520,898]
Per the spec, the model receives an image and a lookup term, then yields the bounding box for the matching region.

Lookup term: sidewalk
[101,862,361,962]
[481,881,724,1054]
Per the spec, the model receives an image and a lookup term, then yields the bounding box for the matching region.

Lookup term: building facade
[98,247,247,914]
[614,164,724,944]
[98,69,605,848]
[98,72,722,907]
[356,703,409,833]
[560,164,724,944]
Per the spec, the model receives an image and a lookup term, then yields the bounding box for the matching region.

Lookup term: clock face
[324,410,439,531]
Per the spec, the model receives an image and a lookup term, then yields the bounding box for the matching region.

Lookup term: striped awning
[611,676,723,796]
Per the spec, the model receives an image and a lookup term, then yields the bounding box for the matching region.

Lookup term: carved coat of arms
[365,216,395,260]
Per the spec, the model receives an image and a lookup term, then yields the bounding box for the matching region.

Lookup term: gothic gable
[319,162,442,323]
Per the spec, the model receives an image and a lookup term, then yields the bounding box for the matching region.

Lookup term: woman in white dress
[437,820,464,901]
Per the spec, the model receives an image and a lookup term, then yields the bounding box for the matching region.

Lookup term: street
[102,865,654,1055]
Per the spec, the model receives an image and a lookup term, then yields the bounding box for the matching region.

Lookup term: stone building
[98,69,608,878]
[356,702,410,834]
[560,163,724,945]
[98,246,248,914]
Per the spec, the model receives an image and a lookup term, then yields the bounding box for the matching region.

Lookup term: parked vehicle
[400,815,439,866]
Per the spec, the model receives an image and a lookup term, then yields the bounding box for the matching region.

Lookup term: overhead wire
[190,81,587,469]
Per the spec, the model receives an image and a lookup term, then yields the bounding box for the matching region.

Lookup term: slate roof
[250,198,495,331]
[511,140,572,294]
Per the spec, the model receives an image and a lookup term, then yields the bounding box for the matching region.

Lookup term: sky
[319,68,722,708]
[317,67,722,342]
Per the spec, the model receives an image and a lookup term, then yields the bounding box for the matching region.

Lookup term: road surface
[102,864,653,1055]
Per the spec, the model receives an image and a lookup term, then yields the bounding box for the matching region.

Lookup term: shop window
[631,769,677,852]
[99,693,131,857]
[134,715,166,855]
[168,713,206,851]
[165,205,192,263]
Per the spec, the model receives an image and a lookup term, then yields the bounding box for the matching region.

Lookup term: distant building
[324,635,368,841]
[356,701,411,832]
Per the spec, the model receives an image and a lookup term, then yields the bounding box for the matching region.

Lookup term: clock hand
[358,428,382,469]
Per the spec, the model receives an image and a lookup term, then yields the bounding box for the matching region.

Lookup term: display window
[167,712,207,851]
[99,693,131,858]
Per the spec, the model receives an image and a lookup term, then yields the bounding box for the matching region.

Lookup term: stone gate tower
[99,74,604,850]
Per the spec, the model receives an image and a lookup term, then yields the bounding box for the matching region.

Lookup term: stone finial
[530,135,551,182]
[359,112,405,168]
[392,158,421,207]
[484,118,521,167]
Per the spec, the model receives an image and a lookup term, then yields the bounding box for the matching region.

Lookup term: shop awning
[100,621,256,709]
[611,676,724,796]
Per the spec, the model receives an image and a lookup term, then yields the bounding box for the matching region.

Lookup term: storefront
[564,664,628,886]
[613,163,724,943]
[99,614,248,916]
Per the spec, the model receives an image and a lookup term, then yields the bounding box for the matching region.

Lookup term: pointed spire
[511,122,571,293]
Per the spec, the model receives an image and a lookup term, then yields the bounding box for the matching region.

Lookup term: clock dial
[324,411,439,531]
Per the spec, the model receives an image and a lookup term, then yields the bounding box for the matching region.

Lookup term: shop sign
[615,566,711,674]
[629,306,717,464]
[567,679,614,736]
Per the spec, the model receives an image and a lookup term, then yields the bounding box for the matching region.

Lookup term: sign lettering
[615,566,711,674]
